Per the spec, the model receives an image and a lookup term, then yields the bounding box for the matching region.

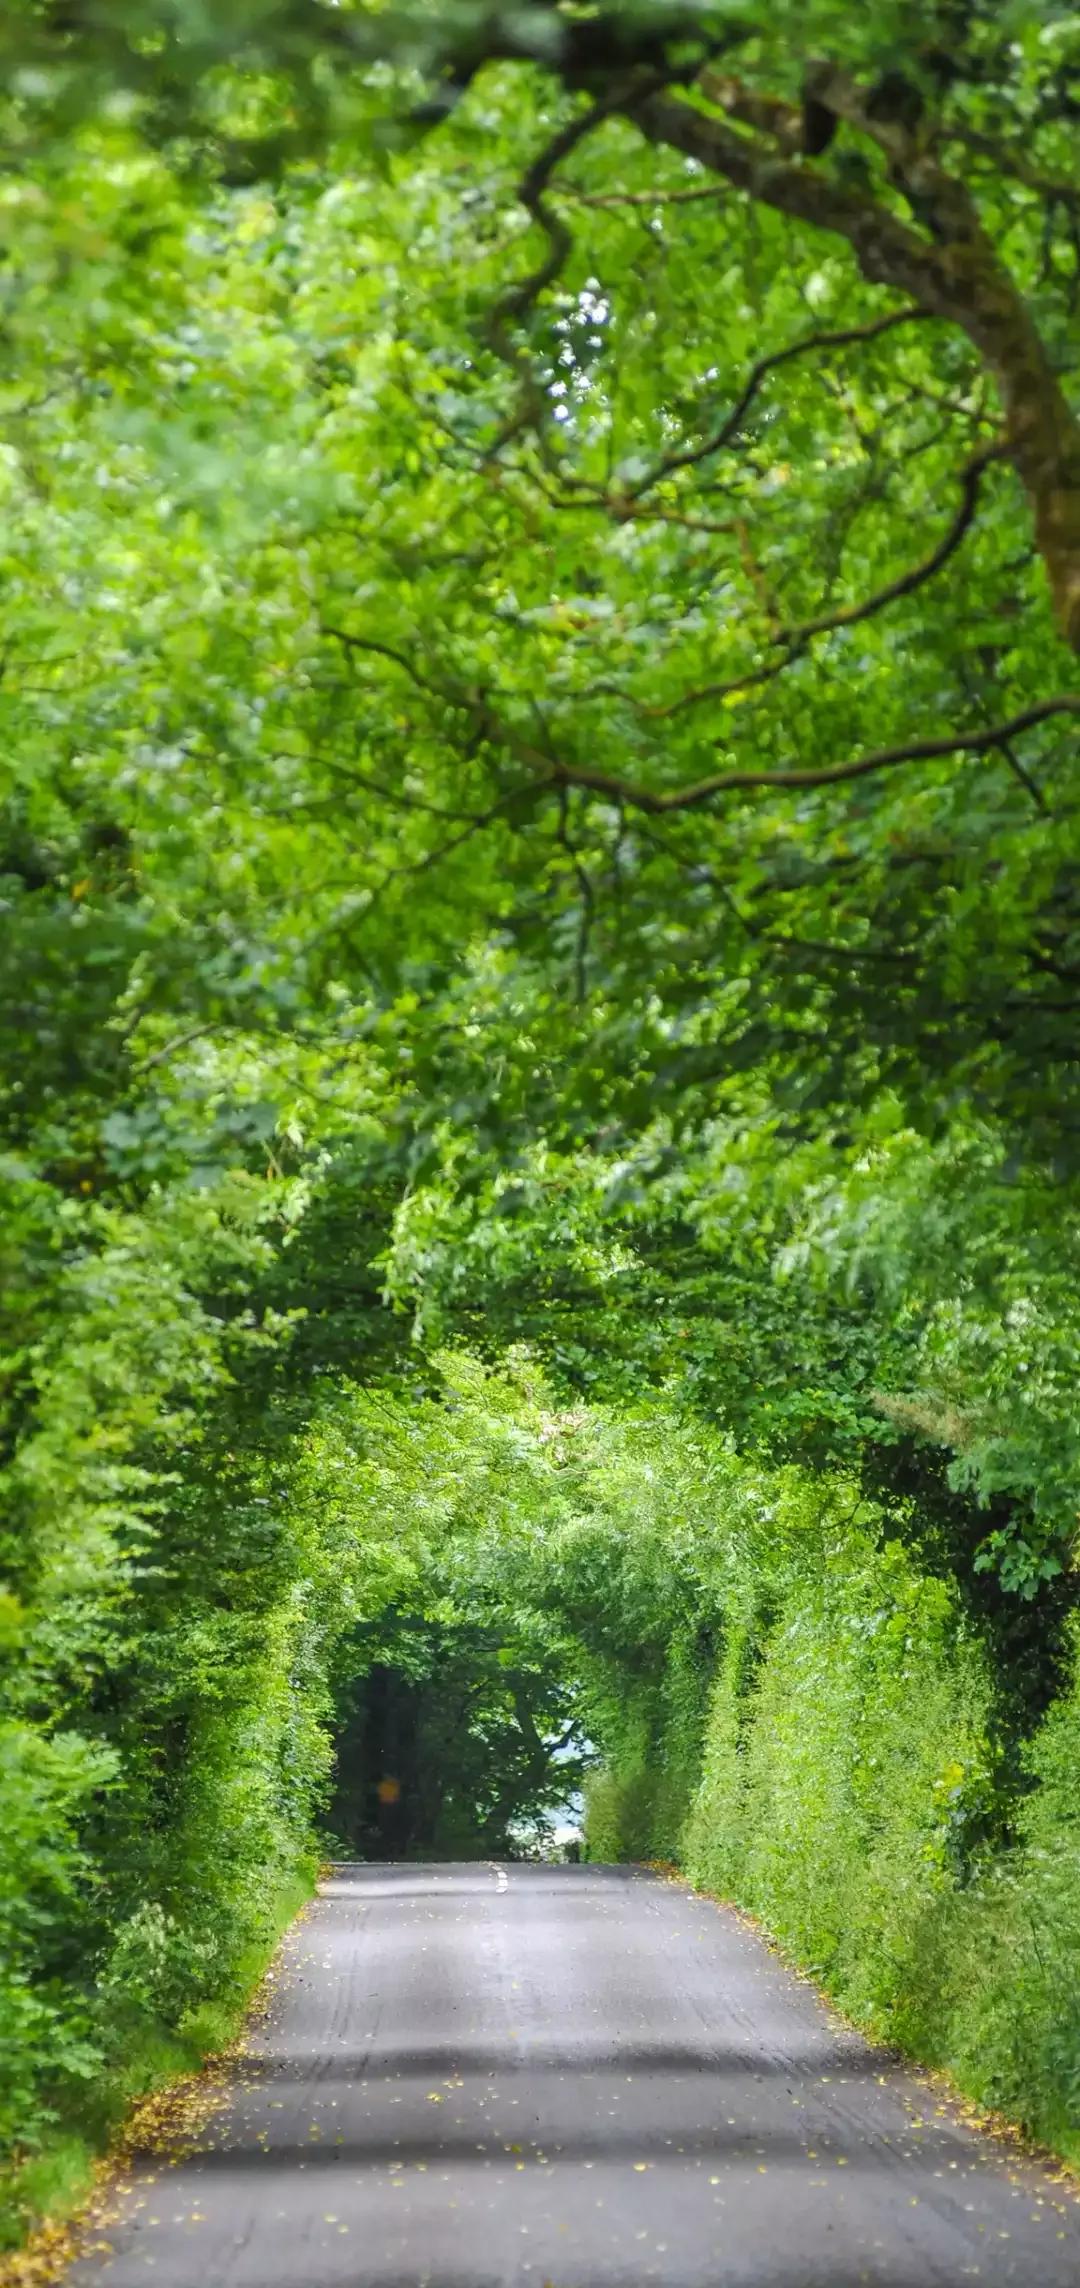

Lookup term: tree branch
[627,306,930,499]
[535,697,1080,813]
[627,85,1080,647]
[774,439,1008,645]
[322,626,454,702]
[484,87,644,449]
[592,445,1005,725]
[557,182,727,209]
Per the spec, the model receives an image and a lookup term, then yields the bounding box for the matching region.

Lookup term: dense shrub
[0,1725,116,2156]
[575,1431,1080,2156]
[0,1350,589,2239]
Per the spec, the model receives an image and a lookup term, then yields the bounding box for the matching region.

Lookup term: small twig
[556,183,727,209]
[322,626,454,703]
[140,1022,224,1071]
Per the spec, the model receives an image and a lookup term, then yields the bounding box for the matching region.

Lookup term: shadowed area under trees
[3,0,1080,2256]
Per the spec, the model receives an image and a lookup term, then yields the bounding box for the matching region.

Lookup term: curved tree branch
[589,444,1007,724]
[776,442,1007,643]
[534,697,1080,813]
[628,305,931,499]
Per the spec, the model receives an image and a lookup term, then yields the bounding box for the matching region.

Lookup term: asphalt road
[68,1863,1080,2287]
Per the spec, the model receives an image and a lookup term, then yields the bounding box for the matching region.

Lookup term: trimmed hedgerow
[572,1421,1080,2159]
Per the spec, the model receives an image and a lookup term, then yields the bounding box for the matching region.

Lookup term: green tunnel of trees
[4,0,1080,2248]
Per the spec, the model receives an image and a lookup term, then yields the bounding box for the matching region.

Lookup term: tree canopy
[3,0,1080,2242]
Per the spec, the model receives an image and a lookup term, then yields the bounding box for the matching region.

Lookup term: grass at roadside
[0,1864,314,2273]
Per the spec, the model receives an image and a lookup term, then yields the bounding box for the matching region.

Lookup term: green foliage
[3,0,1080,2241]
[0,1346,588,2235]
[1,1864,311,2253]
[564,1412,1080,2153]
[329,1614,586,1858]
[0,1726,116,2158]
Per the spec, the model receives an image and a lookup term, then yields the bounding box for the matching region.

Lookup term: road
[67,1863,1080,2286]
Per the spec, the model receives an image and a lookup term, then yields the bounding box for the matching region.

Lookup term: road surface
[68,1863,1080,2286]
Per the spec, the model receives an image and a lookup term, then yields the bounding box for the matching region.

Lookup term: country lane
[63,1862,1080,2287]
